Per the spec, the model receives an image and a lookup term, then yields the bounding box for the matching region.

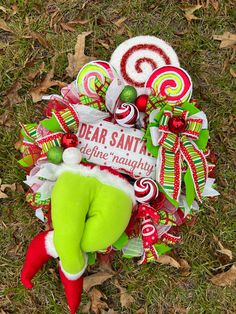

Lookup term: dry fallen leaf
[210,264,236,286]
[179,258,191,276]
[229,67,236,78]
[156,254,181,268]
[3,81,22,106]
[0,180,16,199]
[113,17,127,27]
[98,40,110,50]
[0,18,13,32]
[61,22,76,32]
[89,288,109,314]
[135,309,145,314]
[0,6,7,13]
[29,58,66,103]
[114,279,135,308]
[31,31,51,49]
[66,32,95,78]
[210,0,219,11]
[83,271,113,292]
[213,236,233,261]
[0,112,13,128]
[11,4,18,16]
[26,62,45,81]
[182,5,202,22]
[101,309,118,314]
[61,19,90,32]
[213,32,236,49]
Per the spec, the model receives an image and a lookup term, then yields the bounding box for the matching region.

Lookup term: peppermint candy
[110,36,179,92]
[114,103,139,127]
[134,178,159,203]
[146,65,192,104]
[76,60,116,98]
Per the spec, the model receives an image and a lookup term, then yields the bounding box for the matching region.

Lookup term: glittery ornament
[168,116,186,134]
[134,178,159,203]
[150,192,165,210]
[119,85,137,103]
[114,103,139,127]
[61,133,78,148]
[135,94,149,112]
[47,147,63,164]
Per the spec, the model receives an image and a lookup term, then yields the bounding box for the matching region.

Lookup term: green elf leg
[51,170,133,275]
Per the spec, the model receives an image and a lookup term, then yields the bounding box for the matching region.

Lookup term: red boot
[21,230,56,289]
[59,266,84,314]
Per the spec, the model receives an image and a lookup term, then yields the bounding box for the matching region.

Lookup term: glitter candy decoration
[114,103,139,127]
[134,178,159,203]
[145,65,192,104]
[110,36,179,92]
[76,60,116,98]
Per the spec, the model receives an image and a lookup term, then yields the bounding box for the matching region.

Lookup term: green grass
[0,0,235,313]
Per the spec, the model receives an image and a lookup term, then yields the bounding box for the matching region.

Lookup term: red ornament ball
[168,116,186,134]
[61,133,78,148]
[135,94,149,112]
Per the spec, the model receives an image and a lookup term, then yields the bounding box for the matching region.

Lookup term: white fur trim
[45,231,58,258]
[56,164,136,204]
[59,253,88,280]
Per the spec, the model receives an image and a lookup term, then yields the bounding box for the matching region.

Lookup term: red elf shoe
[21,230,57,289]
[59,266,84,314]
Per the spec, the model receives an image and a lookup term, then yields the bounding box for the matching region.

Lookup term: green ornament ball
[47,146,63,164]
[119,85,137,103]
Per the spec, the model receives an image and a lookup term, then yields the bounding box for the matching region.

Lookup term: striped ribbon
[53,105,80,133]
[36,132,63,156]
[20,123,39,142]
[156,107,207,202]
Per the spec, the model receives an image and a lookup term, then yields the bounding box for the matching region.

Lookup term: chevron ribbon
[156,107,207,202]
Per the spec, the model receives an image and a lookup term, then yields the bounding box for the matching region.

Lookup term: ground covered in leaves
[0,0,236,313]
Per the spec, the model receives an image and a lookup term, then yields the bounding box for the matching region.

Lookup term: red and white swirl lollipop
[110,36,179,92]
[76,60,116,98]
[134,178,159,203]
[114,103,139,127]
[145,65,192,104]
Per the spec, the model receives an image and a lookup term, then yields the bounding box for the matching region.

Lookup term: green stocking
[51,171,132,275]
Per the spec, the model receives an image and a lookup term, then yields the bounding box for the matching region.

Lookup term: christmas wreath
[19,36,219,314]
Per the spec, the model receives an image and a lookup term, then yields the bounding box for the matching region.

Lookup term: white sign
[77,120,156,178]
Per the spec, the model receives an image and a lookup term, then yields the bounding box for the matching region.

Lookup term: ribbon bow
[19,105,80,167]
[153,106,208,203]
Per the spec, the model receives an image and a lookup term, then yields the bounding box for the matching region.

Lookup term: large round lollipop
[110,36,179,92]
[76,60,116,98]
[145,65,192,104]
